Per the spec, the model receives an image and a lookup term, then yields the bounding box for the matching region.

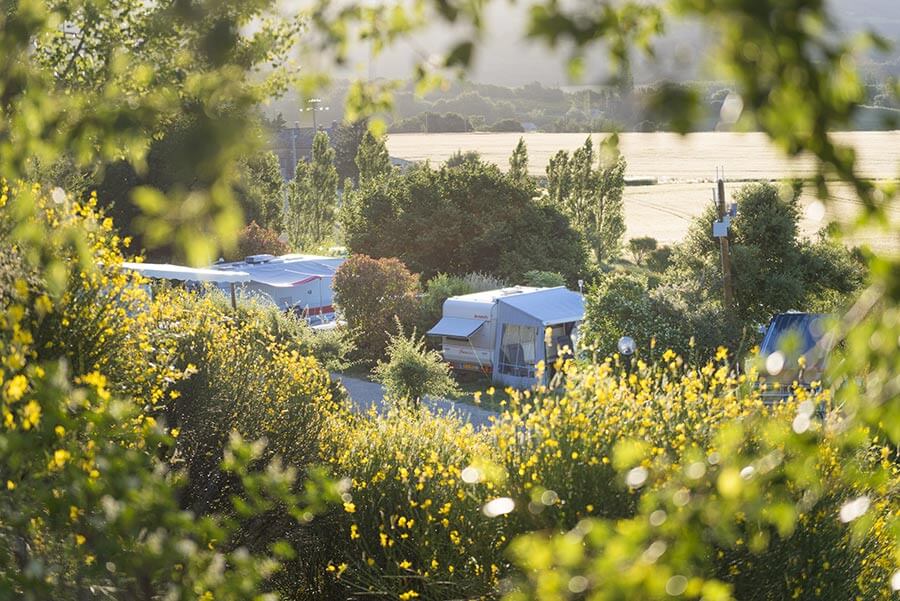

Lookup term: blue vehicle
[752,312,836,402]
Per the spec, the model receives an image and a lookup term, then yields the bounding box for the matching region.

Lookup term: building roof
[121,262,251,284]
[212,254,345,288]
[497,287,585,326]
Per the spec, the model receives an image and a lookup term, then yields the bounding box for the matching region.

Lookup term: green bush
[627,236,658,265]
[419,273,474,332]
[580,272,744,360]
[372,327,460,409]
[521,270,566,287]
[646,244,673,272]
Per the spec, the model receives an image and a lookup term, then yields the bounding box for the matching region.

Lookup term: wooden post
[717,178,735,307]
[230,282,237,310]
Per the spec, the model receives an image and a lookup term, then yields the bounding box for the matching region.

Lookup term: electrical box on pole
[715,174,735,308]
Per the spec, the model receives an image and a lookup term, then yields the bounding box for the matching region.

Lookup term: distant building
[212,253,345,320]
[389,156,415,171]
[271,123,338,180]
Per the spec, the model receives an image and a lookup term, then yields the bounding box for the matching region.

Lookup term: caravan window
[499,324,537,377]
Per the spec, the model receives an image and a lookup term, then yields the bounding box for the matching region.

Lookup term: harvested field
[387,131,900,251]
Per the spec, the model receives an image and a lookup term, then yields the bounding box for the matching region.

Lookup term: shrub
[373,327,460,408]
[580,272,742,360]
[506,396,894,601]
[155,288,339,594]
[419,273,474,331]
[521,270,566,287]
[491,353,768,531]
[0,186,337,600]
[232,220,289,260]
[627,236,658,265]
[646,244,673,272]
[488,118,525,132]
[332,254,420,363]
[463,272,508,292]
[318,407,508,601]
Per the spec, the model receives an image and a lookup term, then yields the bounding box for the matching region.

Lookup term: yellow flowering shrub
[0,187,180,405]
[0,183,340,599]
[318,405,509,600]
[505,363,898,601]
[158,289,337,518]
[315,348,895,601]
[492,352,771,529]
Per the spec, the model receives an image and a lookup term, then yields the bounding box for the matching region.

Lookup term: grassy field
[386,131,900,251]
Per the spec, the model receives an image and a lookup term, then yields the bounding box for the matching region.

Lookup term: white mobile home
[211,254,345,318]
[426,287,539,374]
[427,286,585,387]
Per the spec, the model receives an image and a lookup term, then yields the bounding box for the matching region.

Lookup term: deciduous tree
[545,137,626,264]
[332,255,421,362]
[341,157,588,284]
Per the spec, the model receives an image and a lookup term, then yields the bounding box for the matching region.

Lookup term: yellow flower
[343,501,356,513]
[350,524,360,539]
[23,400,41,430]
[5,375,27,402]
[399,591,419,600]
[50,449,71,469]
[399,560,412,569]
[75,534,86,546]
[6,480,15,490]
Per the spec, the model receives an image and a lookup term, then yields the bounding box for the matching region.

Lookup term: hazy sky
[334,0,900,87]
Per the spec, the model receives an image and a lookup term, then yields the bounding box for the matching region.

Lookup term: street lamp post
[618,336,637,375]
[305,98,329,131]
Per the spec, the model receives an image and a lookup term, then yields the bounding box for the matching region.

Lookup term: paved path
[331,373,496,429]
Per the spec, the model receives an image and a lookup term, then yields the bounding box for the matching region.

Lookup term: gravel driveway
[331,373,496,429]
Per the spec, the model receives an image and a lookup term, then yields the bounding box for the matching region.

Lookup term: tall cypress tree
[286,131,338,249]
[355,131,392,185]
[545,137,626,264]
[508,137,529,183]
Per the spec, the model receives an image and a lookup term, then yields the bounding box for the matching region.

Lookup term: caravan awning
[426,317,485,339]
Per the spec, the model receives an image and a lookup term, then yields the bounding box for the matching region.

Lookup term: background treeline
[264,79,900,133]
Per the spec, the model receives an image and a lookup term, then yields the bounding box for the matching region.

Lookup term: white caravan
[427,287,539,374]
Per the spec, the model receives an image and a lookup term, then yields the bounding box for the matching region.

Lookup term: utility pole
[716,171,735,308]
